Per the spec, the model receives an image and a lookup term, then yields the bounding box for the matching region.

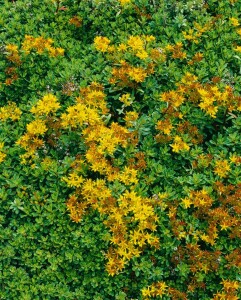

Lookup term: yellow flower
[21,35,64,57]
[119,0,132,5]
[26,119,47,135]
[136,50,148,59]
[234,46,241,52]
[220,222,230,231]
[117,43,127,52]
[0,102,22,121]
[107,45,115,53]
[182,197,192,209]
[62,172,85,188]
[124,111,138,126]
[230,17,240,27]
[142,287,152,297]
[0,152,6,163]
[237,28,241,35]
[214,160,230,178]
[127,35,144,51]
[94,36,111,52]
[30,94,60,115]
[222,280,240,290]
[118,166,138,185]
[156,119,173,135]
[55,47,65,56]
[230,154,240,165]
[145,35,155,42]
[6,44,19,53]
[171,136,190,153]
[119,93,132,106]
[128,67,147,82]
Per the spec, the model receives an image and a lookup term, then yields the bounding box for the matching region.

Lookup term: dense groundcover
[0,0,241,299]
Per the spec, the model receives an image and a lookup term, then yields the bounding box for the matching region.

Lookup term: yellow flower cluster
[124,111,139,127]
[119,93,132,106]
[118,0,132,6]
[84,123,129,156]
[127,35,147,58]
[128,66,147,82]
[22,35,64,57]
[0,142,6,164]
[222,280,240,290]
[94,34,155,60]
[5,44,21,64]
[230,17,240,27]
[182,20,213,44]
[64,175,159,274]
[174,73,241,117]
[170,136,190,153]
[165,42,187,59]
[160,90,185,109]
[78,83,109,114]
[156,119,173,135]
[213,280,240,300]
[26,119,48,135]
[127,35,155,59]
[214,159,231,178]
[0,102,22,121]
[104,190,159,275]
[62,172,85,188]
[111,61,149,85]
[16,114,50,164]
[30,94,60,116]
[94,35,160,87]
[61,83,108,128]
[16,93,62,164]
[94,36,111,52]
[182,189,213,209]
[61,103,101,128]
[199,85,234,117]
[142,281,168,298]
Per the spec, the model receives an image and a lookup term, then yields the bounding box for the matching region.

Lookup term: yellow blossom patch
[62,172,85,188]
[171,136,190,152]
[127,66,147,82]
[127,35,144,51]
[22,35,64,57]
[0,102,22,121]
[30,94,60,116]
[119,93,132,106]
[26,119,48,135]
[0,152,7,163]
[230,17,240,27]
[119,0,132,5]
[94,36,111,52]
[214,160,231,178]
